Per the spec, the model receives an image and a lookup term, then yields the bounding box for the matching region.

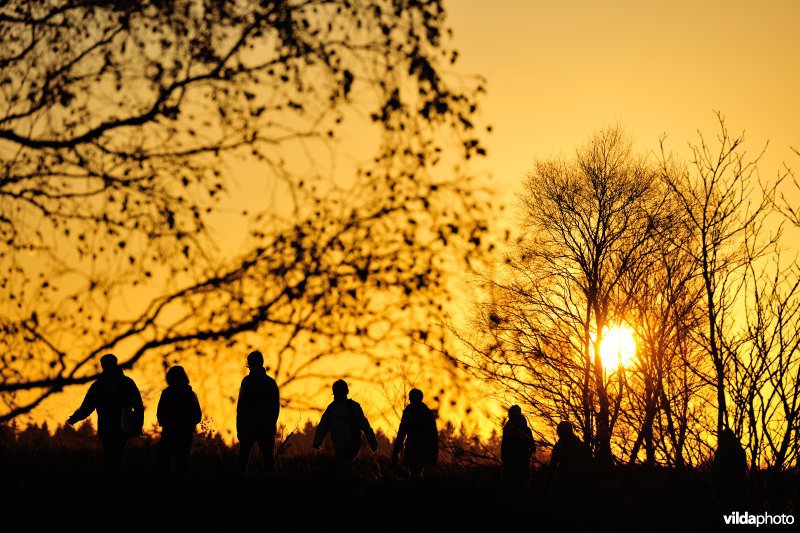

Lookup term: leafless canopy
[461,117,800,469]
[0,1,491,421]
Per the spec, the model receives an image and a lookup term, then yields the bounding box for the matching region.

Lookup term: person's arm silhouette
[313,408,331,449]
[236,381,246,439]
[190,391,202,427]
[67,383,98,425]
[270,378,280,434]
[546,442,562,487]
[156,389,168,428]
[355,403,378,452]
[392,409,409,463]
[428,410,439,465]
[126,378,145,435]
[525,425,536,458]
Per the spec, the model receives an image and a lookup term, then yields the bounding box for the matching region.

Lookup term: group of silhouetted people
[67,354,203,477]
[67,351,443,480]
[68,350,675,497]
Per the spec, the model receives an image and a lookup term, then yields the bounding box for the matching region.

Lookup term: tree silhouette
[621,210,707,467]
[0,1,491,420]
[461,117,800,469]
[461,127,662,463]
[659,113,778,439]
[727,147,800,469]
[735,254,800,469]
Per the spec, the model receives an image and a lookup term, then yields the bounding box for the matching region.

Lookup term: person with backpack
[156,365,202,478]
[67,353,144,471]
[237,350,280,476]
[392,388,438,479]
[313,379,378,470]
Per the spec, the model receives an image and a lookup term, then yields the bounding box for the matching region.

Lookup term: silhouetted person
[548,421,592,505]
[157,366,201,478]
[713,428,748,510]
[313,379,378,470]
[501,405,536,491]
[237,350,280,476]
[67,354,144,470]
[392,388,439,479]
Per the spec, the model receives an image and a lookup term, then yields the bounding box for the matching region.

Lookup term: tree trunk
[594,348,612,463]
[582,311,595,446]
[629,376,657,465]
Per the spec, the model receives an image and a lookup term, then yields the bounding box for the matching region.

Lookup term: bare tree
[659,113,779,439]
[461,117,797,472]
[733,257,800,469]
[621,200,708,466]
[0,1,491,422]
[730,157,800,469]
[461,126,661,463]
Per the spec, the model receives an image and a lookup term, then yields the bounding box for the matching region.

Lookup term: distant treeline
[0,419,510,467]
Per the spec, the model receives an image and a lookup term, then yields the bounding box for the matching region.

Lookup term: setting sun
[600,324,637,371]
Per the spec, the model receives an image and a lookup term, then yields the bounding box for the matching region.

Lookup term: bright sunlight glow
[599,324,637,371]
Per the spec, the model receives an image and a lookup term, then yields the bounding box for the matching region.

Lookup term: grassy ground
[0,426,797,530]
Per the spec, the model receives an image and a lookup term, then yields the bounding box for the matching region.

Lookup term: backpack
[121,406,143,436]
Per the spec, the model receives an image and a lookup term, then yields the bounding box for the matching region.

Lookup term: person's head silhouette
[100,353,118,373]
[166,365,190,387]
[247,350,264,370]
[508,405,522,418]
[409,388,423,404]
[332,379,349,399]
[557,421,574,440]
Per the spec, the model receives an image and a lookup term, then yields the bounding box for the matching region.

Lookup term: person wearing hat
[67,353,144,470]
[392,388,438,479]
[313,379,378,469]
[236,350,280,475]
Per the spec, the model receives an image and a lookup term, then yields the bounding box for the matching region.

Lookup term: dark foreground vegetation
[1,423,796,530]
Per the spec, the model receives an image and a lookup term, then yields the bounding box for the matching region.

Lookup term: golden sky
[448,0,799,203]
[26,0,800,439]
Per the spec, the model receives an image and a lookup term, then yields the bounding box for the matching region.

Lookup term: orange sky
[443,0,800,437]
[448,0,799,206]
[25,0,800,440]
